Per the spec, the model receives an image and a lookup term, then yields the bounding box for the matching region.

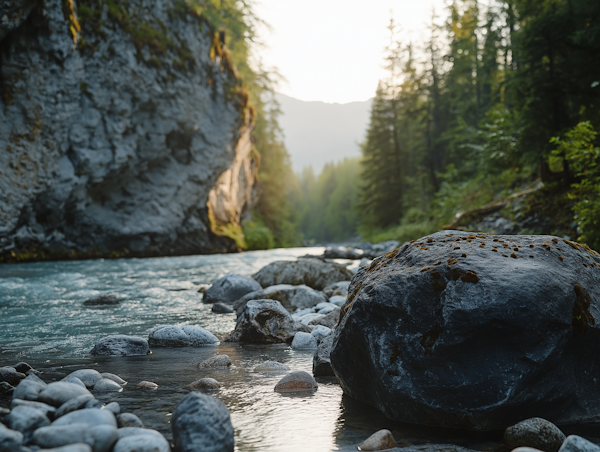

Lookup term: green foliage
[552,122,600,249]
[242,217,275,250]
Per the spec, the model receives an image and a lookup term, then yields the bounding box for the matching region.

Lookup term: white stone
[11,398,56,418]
[38,382,92,407]
[52,408,117,428]
[103,402,120,415]
[311,325,332,342]
[558,436,600,452]
[291,332,318,350]
[317,304,337,315]
[62,370,102,389]
[148,325,219,347]
[113,434,170,452]
[297,313,324,325]
[93,379,123,392]
[100,373,127,386]
[13,378,46,401]
[329,295,346,307]
[315,302,330,310]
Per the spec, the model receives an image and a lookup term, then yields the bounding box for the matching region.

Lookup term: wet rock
[331,231,600,430]
[117,413,144,429]
[329,295,346,307]
[323,281,351,298]
[308,308,340,329]
[38,382,92,408]
[92,379,123,392]
[64,377,86,389]
[62,370,102,389]
[234,284,328,316]
[148,325,219,347]
[24,373,46,385]
[253,258,353,290]
[557,436,600,452]
[185,378,220,391]
[42,445,93,452]
[295,313,324,325]
[32,424,118,452]
[12,363,34,375]
[358,429,396,451]
[316,304,337,315]
[137,381,158,390]
[323,246,364,260]
[7,406,50,442]
[504,418,566,452]
[83,294,119,306]
[203,274,262,304]
[85,399,103,409]
[253,361,290,372]
[291,332,318,350]
[311,325,332,342]
[212,303,234,314]
[100,373,127,386]
[313,334,335,377]
[198,355,232,368]
[115,428,169,452]
[103,402,120,415]
[274,371,318,393]
[0,367,25,386]
[0,382,14,394]
[11,399,56,419]
[90,335,150,357]
[0,423,23,452]
[171,392,234,452]
[52,408,117,428]
[55,395,95,419]
[225,299,303,343]
[13,379,46,401]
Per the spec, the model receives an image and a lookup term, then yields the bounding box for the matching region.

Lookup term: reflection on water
[2,249,592,451]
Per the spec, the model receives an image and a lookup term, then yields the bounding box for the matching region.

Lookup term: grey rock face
[308,307,340,329]
[62,370,102,389]
[171,392,234,452]
[253,258,353,290]
[90,335,150,356]
[504,418,566,452]
[273,371,318,393]
[148,325,219,347]
[0,422,23,452]
[311,325,332,343]
[313,334,335,377]
[558,436,600,452]
[38,382,92,408]
[225,299,302,343]
[234,284,328,316]
[0,0,256,261]
[203,274,261,304]
[331,231,600,430]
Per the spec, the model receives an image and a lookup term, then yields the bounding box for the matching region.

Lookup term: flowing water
[2,248,595,451]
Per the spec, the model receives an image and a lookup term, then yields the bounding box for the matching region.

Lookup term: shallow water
[1,249,597,451]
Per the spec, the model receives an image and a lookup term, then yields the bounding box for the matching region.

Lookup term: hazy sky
[254,0,447,104]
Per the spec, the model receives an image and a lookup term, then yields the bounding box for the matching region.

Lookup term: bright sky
[254,0,447,104]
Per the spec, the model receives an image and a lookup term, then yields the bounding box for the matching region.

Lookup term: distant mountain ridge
[276,93,372,173]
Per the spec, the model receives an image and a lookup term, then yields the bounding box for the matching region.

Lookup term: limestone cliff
[0,0,257,261]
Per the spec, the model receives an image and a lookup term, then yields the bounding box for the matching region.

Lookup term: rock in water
[83,294,119,306]
[225,300,302,343]
[504,418,566,452]
[253,361,290,372]
[93,379,123,392]
[558,436,600,452]
[274,371,318,393]
[233,284,328,316]
[0,0,256,260]
[61,370,102,389]
[212,303,234,314]
[185,378,221,391]
[198,355,232,368]
[253,258,353,290]
[203,274,262,304]
[137,381,158,390]
[330,231,600,430]
[358,429,396,451]
[171,392,234,452]
[90,335,150,356]
[148,325,219,347]
[117,413,144,429]
[313,335,335,377]
[291,332,318,350]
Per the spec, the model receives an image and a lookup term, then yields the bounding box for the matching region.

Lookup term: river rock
[171,392,234,452]
[330,231,600,430]
[13,379,46,401]
[234,284,328,316]
[225,299,302,343]
[43,445,93,452]
[90,335,150,356]
[33,424,118,452]
[323,246,364,260]
[358,429,396,451]
[323,281,351,298]
[62,370,102,389]
[316,304,337,315]
[329,295,346,307]
[504,418,566,452]
[0,423,23,452]
[198,355,232,368]
[291,332,318,350]
[253,258,354,290]
[558,436,600,452]
[309,308,341,329]
[115,428,169,452]
[253,361,290,372]
[11,399,56,419]
[185,378,220,391]
[52,408,117,428]
[38,382,92,408]
[83,294,119,306]
[0,382,14,394]
[100,373,127,386]
[313,334,335,377]
[85,399,103,409]
[296,313,324,325]
[274,371,318,393]
[93,379,123,392]
[0,367,25,386]
[12,363,34,374]
[117,413,144,428]
[64,377,86,389]
[203,274,262,304]
[55,395,95,419]
[148,325,219,347]
[311,325,332,342]
[7,405,50,442]
[212,303,234,314]
[137,381,158,390]
[103,402,120,415]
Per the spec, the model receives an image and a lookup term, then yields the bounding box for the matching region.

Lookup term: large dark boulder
[331,231,600,430]
[313,334,335,377]
[253,258,353,290]
[203,274,261,304]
